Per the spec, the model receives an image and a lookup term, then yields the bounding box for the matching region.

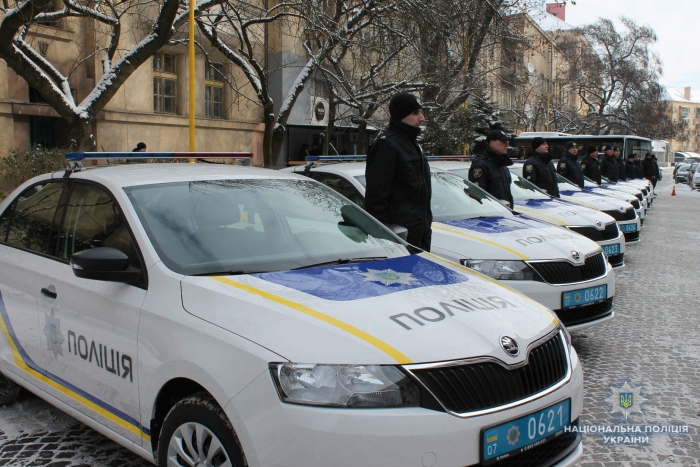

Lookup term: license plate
[602,243,620,256]
[562,284,607,309]
[620,223,638,233]
[481,399,571,465]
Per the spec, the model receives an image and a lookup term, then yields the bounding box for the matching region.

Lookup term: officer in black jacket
[523,137,560,197]
[633,154,644,179]
[468,130,514,207]
[642,153,657,185]
[625,154,636,179]
[599,144,619,182]
[365,92,432,250]
[557,141,584,188]
[581,146,602,184]
[615,147,626,180]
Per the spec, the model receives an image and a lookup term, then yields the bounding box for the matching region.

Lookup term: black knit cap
[389,92,422,121]
[136,142,146,150]
[587,145,598,154]
[627,153,636,159]
[603,144,614,151]
[531,137,547,151]
[566,141,577,150]
[486,130,509,143]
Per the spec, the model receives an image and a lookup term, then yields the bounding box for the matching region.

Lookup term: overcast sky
[561,0,700,92]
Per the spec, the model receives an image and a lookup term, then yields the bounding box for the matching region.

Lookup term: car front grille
[553,298,613,327]
[623,230,640,242]
[481,420,580,467]
[411,333,568,415]
[631,199,641,209]
[607,253,624,267]
[603,208,636,221]
[568,223,619,242]
[635,193,643,200]
[641,188,648,195]
[529,253,606,284]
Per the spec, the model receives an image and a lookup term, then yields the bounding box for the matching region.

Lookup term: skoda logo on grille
[595,220,602,227]
[500,336,519,357]
[571,250,580,260]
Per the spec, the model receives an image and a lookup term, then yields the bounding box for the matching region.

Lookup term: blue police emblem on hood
[439,217,529,234]
[253,255,467,301]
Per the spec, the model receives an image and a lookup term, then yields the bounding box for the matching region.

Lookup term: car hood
[180,254,558,365]
[600,183,643,197]
[583,187,636,203]
[431,215,601,261]
[513,198,617,228]
[559,190,632,212]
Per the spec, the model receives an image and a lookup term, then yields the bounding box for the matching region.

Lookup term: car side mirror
[70,247,142,283]
[386,224,408,241]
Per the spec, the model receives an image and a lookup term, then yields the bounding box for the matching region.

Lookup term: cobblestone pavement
[0,170,697,466]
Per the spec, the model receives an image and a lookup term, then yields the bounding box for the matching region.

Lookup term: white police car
[287,159,616,331]
[544,171,642,243]
[0,153,584,467]
[581,178,647,223]
[429,159,625,268]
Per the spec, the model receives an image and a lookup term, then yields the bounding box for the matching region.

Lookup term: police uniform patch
[560,163,566,169]
[473,168,482,178]
[525,165,533,173]
[581,164,586,170]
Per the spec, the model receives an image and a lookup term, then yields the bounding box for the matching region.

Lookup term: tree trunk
[270,124,287,168]
[66,116,96,151]
[262,105,276,168]
[356,121,367,155]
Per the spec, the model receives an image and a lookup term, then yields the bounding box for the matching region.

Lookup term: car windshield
[357,171,510,221]
[125,179,409,275]
[507,174,551,201]
[555,173,583,192]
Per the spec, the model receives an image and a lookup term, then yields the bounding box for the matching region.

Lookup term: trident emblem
[619,392,634,409]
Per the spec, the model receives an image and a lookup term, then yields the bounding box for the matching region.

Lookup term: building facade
[662,87,700,153]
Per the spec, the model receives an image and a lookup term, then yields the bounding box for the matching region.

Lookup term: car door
[0,180,66,392]
[39,180,147,445]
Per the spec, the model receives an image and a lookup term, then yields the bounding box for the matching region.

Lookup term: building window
[680,106,690,117]
[153,52,177,114]
[205,62,224,119]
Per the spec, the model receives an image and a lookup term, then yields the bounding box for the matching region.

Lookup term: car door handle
[40,288,57,299]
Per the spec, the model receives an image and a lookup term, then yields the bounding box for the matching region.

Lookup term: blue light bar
[426,156,470,160]
[66,152,254,161]
[305,155,367,162]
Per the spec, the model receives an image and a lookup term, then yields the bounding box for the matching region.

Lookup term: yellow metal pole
[189,0,196,156]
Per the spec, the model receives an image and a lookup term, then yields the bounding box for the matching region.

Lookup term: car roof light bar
[66,152,254,161]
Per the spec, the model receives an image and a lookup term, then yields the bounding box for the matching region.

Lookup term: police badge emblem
[581,164,587,170]
[560,163,566,169]
[525,165,533,172]
[473,168,482,178]
[605,381,647,419]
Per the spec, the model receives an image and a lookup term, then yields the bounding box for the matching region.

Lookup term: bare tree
[0,0,222,150]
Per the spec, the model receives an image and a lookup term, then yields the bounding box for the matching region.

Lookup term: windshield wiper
[192,270,263,276]
[292,256,388,270]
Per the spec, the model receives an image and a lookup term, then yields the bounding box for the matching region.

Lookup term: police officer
[633,154,644,179]
[581,145,602,184]
[557,141,584,188]
[365,92,432,250]
[599,144,619,182]
[523,137,559,197]
[625,154,636,179]
[642,152,657,186]
[469,130,514,207]
[614,147,626,180]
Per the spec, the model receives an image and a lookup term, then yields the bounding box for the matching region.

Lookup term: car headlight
[460,259,536,280]
[269,363,420,408]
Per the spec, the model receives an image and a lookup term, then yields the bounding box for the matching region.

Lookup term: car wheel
[0,373,21,405]
[157,393,247,467]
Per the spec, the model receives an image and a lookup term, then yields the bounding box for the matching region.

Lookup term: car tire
[0,373,21,405]
[157,393,247,467]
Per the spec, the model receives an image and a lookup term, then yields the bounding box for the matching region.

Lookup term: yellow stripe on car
[515,207,566,225]
[212,277,413,364]
[432,225,529,261]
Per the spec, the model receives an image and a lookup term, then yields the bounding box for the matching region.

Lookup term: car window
[555,174,582,192]
[58,183,141,269]
[125,179,409,275]
[430,172,511,221]
[0,181,65,256]
[309,172,365,208]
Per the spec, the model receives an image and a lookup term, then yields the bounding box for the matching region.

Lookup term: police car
[581,178,647,223]
[605,178,654,205]
[541,170,642,243]
[590,178,650,211]
[0,153,584,467]
[429,159,625,268]
[287,158,616,331]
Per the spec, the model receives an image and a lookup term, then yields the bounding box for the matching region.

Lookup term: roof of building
[662,87,700,104]
[528,8,575,32]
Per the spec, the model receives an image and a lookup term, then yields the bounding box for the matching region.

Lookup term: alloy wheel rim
[167,421,231,467]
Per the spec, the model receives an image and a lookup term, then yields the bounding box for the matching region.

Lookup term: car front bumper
[226,348,584,467]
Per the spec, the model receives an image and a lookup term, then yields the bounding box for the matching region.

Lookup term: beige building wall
[664,89,700,153]
[0,9,265,165]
